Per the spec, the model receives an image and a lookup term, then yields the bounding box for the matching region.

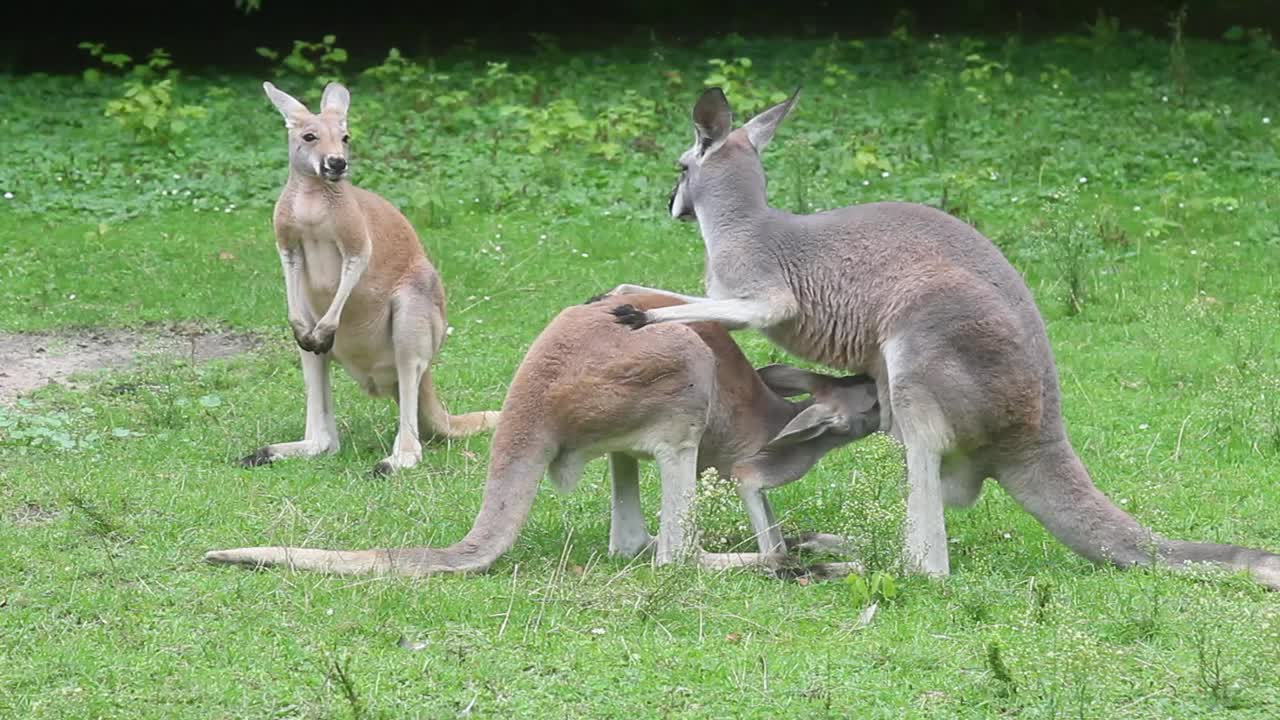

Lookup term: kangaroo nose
[326,157,347,172]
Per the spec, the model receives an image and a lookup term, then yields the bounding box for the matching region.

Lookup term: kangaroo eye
[342,135,350,144]
[302,133,317,142]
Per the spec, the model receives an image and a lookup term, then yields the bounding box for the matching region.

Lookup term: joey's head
[755,364,881,449]
[263,81,352,183]
[668,86,799,222]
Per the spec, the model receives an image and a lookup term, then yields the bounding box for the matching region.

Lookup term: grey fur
[604,87,1280,591]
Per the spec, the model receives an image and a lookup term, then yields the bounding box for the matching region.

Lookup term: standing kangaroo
[204,293,882,576]
[243,81,498,476]
[601,87,1280,591]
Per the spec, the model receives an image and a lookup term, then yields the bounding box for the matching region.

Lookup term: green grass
[3,24,1280,718]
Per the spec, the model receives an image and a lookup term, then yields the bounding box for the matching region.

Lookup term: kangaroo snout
[322,155,347,178]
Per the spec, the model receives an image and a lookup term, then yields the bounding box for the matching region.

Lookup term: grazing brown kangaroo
[599,87,1280,591]
[243,81,497,476]
[204,294,882,576]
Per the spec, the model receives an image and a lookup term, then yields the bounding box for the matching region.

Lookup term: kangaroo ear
[828,374,880,415]
[764,404,844,448]
[757,363,823,397]
[692,87,732,157]
[744,87,800,153]
[320,82,351,117]
[263,81,310,129]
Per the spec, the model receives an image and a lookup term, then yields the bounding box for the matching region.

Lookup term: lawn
[2,21,1280,719]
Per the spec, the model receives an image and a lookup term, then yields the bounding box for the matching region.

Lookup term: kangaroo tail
[206,425,556,577]
[418,366,500,440]
[998,440,1280,590]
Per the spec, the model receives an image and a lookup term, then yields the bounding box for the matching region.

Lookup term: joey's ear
[826,374,879,414]
[692,87,732,157]
[263,81,310,128]
[757,363,823,397]
[320,82,351,117]
[744,86,800,153]
[764,404,844,449]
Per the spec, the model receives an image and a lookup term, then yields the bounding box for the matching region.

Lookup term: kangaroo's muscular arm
[278,242,316,348]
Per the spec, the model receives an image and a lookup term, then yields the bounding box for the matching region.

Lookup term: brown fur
[204,294,882,576]
[241,82,497,476]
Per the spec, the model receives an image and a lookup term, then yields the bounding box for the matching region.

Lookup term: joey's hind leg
[240,349,339,466]
[653,443,700,565]
[373,294,432,476]
[608,453,654,558]
[736,483,787,556]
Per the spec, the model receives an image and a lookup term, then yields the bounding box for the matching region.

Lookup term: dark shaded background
[4,0,1280,73]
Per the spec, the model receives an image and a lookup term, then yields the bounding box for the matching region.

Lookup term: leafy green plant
[79,43,208,144]
[591,90,660,159]
[703,57,787,116]
[106,78,209,143]
[1085,10,1121,55]
[0,402,99,451]
[844,570,898,609]
[78,41,132,83]
[958,50,1013,104]
[472,61,536,103]
[256,35,348,87]
[360,47,426,93]
[1027,190,1106,317]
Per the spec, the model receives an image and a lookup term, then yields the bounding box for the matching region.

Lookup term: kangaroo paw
[610,304,649,329]
[239,447,276,468]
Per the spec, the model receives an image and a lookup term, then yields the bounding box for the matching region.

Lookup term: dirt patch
[0,326,260,406]
[7,502,62,527]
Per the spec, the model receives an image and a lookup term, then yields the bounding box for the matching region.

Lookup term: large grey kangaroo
[205,294,881,576]
[600,87,1280,591]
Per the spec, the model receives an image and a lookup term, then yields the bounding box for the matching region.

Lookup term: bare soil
[0,326,259,406]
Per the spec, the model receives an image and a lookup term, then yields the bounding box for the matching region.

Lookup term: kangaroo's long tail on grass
[1000,440,1280,590]
[205,427,556,577]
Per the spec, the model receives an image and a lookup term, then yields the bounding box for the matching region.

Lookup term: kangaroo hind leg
[609,453,654,558]
[241,348,339,467]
